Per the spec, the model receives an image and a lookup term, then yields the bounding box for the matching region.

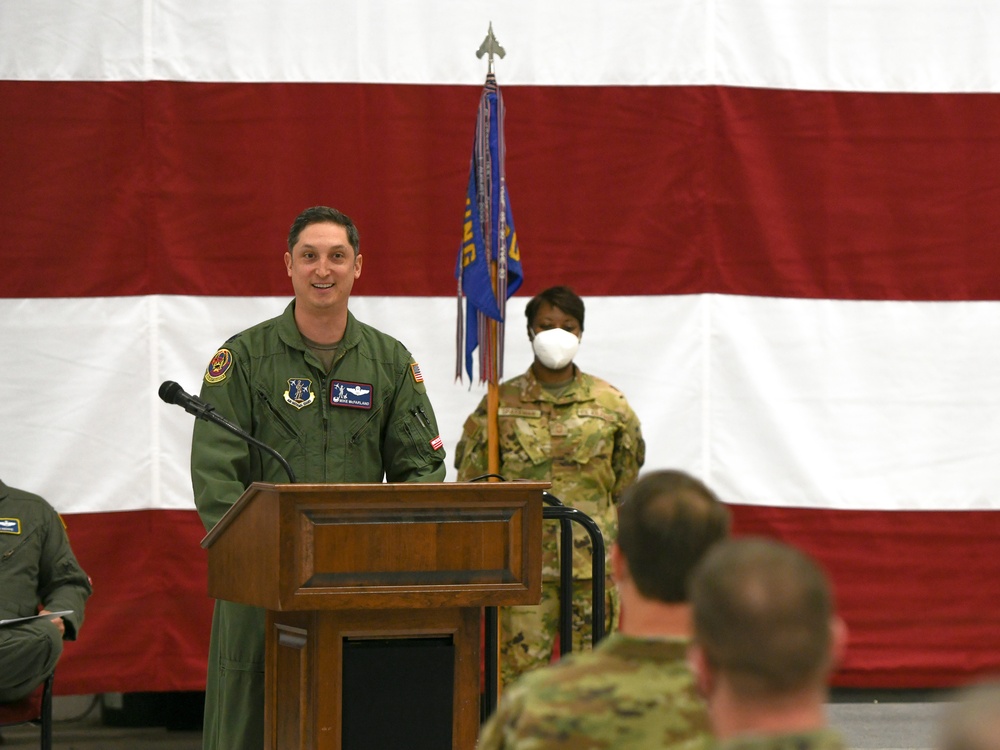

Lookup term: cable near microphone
[158,380,297,483]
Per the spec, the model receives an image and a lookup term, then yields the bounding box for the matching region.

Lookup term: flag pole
[477,22,506,478]
[477,21,506,706]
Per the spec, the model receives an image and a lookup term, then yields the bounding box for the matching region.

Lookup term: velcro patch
[430,435,444,451]
[205,348,233,384]
[498,407,542,419]
[410,362,424,383]
[284,378,315,409]
[330,380,373,409]
[0,518,22,534]
[578,407,615,422]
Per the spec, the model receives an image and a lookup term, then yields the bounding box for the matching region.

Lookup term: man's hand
[40,610,66,637]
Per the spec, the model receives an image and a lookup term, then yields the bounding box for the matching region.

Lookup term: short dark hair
[689,538,835,698]
[525,286,585,332]
[616,470,730,603]
[287,206,360,255]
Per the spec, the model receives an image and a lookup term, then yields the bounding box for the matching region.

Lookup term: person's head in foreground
[688,537,847,739]
[614,469,730,625]
[939,681,1000,750]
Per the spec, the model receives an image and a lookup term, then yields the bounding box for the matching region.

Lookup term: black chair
[0,672,54,750]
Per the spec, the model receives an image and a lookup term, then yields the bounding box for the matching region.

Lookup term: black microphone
[158,380,214,418]
[158,380,297,483]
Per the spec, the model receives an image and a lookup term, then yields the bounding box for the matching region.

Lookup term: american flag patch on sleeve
[430,435,444,451]
[410,363,424,383]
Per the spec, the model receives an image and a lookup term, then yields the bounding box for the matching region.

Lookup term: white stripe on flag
[2,1,1000,91]
[2,295,998,513]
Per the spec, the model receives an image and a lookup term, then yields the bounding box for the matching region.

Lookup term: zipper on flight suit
[0,528,36,561]
[254,386,300,440]
[349,403,385,445]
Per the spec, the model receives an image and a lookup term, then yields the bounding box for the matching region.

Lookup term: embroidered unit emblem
[330,380,373,410]
[284,378,315,409]
[410,363,424,383]
[205,348,233,384]
[0,518,22,535]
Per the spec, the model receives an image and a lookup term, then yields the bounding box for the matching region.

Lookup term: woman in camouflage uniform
[455,286,645,685]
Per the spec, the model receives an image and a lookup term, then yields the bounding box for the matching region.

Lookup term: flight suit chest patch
[284,378,315,410]
[0,518,22,534]
[330,380,373,409]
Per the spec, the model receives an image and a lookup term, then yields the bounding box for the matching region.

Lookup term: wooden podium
[201,481,545,750]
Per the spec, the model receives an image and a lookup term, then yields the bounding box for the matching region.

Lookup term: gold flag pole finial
[476,22,506,74]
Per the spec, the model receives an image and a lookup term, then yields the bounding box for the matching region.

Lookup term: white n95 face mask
[531,328,580,370]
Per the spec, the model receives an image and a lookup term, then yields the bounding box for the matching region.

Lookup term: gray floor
[0,691,954,749]
[829,691,952,750]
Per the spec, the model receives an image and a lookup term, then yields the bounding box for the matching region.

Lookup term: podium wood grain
[202,481,545,750]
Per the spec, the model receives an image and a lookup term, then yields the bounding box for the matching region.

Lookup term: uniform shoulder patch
[410,362,424,383]
[205,348,233,384]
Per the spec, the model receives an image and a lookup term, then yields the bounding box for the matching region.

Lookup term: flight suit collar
[277,301,361,366]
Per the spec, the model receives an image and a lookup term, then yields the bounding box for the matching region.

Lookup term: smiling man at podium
[190,206,447,750]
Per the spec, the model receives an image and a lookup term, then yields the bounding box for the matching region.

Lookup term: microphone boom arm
[196,405,298,484]
[159,380,297,483]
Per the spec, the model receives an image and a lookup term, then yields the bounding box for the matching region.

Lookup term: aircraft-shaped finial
[476,22,506,73]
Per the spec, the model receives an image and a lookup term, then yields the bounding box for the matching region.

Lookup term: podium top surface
[201,480,550,550]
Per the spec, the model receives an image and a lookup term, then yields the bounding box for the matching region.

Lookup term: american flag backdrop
[2,1,1000,694]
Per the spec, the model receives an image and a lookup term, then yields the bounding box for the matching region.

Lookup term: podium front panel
[204,481,544,612]
[278,483,543,610]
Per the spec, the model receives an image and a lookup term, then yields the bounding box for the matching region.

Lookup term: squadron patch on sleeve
[284,378,315,409]
[205,348,233,384]
[410,362,424,383]
[0,518,22,535]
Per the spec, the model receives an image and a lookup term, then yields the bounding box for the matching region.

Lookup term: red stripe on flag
[731,505,1000,687]
[2,82,1000,300]
[55,510,212,695]
[49,504,1000,693]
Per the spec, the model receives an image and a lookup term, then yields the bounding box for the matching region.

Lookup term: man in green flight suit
[477,469,730,750]
[455,286,645,685]
[190,206,447,750]
[0,479,91,703]
[689,538,849,750]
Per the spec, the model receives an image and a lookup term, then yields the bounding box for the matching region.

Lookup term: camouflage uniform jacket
[455,366,644,579]
[715,729,846,750]
[477,633,710,750]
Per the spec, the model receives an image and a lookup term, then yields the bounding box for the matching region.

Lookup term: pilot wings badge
[330,380,373,410]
